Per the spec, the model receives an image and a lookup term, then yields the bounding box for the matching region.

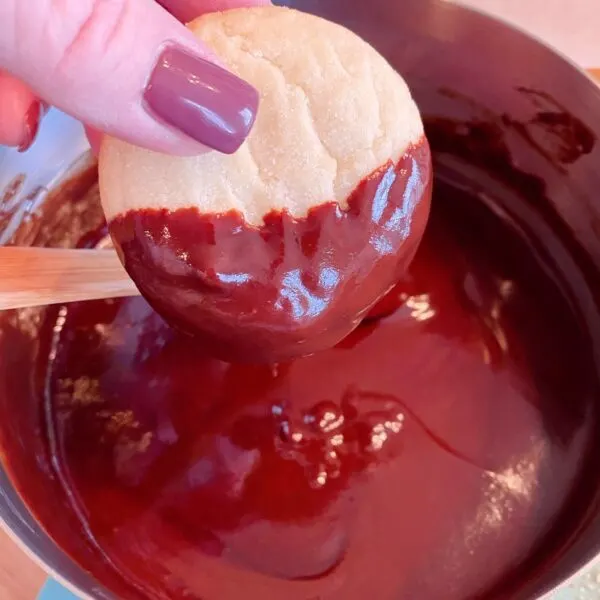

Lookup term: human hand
[0,0,268,155]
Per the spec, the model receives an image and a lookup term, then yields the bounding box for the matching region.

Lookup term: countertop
[0,527,45,599]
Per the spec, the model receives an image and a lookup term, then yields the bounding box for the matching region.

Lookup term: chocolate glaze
[108,140,432,363]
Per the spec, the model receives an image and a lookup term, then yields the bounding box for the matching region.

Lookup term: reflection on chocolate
[108,141,432,363]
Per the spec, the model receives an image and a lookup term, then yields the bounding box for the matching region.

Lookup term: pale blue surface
[38,579,79,600]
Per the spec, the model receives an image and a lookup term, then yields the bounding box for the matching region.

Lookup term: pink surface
[452,0,600,67]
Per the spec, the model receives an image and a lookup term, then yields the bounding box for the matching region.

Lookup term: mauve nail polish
[144,46,259,154]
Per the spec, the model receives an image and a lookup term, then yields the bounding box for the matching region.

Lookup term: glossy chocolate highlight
[108,140,432,362]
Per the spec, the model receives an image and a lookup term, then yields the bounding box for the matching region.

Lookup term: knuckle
[52,0,130,77]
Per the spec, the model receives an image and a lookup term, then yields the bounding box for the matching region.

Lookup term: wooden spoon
[0,247,139,310]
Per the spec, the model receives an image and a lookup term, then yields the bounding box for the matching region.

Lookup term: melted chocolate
[0,111,599,600]
[28,173,597,600]
[108,141,432,363]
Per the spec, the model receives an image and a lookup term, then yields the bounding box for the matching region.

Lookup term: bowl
[1,0,600,598]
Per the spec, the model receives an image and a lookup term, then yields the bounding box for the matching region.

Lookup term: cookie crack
[227,35,340,181]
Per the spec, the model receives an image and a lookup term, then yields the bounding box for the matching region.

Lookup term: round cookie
[99,5,432,362]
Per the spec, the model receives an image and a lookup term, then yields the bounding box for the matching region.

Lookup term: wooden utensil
[0,247,139,310]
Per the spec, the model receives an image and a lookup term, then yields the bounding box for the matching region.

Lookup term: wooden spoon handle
[0,247,139,310]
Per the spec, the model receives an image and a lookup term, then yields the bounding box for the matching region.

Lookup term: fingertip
[3,1,257,158]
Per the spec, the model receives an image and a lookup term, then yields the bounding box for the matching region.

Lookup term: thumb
[0,0,259,155]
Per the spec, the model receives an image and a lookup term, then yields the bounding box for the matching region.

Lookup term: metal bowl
[1,0,600,598]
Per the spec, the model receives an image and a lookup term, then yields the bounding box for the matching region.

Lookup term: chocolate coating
[108,140,432,362]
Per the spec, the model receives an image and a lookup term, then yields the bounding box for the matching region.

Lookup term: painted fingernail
[144,45,259,154]
[18,100,45,153]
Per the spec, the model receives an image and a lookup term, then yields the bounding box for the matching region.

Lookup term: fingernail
[144,45,259,154]
[18,101,45,153]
